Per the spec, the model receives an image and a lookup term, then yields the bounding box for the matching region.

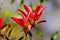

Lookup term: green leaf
[19,0,24,9]
[30,4,33,9]
[11,23,17,28]
[50,32,58,40]
[11,0,15,4]
[5,11,11,16]
[34,27,43,37]
[40,0,44,3]
[40,0,48,3]
[30,4,34,12]
[16,0,24,14]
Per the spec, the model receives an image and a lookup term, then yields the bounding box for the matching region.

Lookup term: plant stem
[24,30,27,40]
[25,32,27,40]
[25,33,27,40]
[30,36,32,40]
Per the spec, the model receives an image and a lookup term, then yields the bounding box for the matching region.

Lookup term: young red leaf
[34,5,42,14]
[26,11,33,22]
[24,4,32,13]
[17,9,27,17]
[0,18,2,28]
[34,5,45,20]
[11,17,24,27]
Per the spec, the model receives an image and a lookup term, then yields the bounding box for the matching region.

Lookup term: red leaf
[34,5,45,20]
[17,9,27,17]
[24,4,32,13]
[37,6,45,19]
[26,11,33,22]
[11,17,24,27]
[0,18,2,28]
[34,5,42,14]
[37,20,46,24]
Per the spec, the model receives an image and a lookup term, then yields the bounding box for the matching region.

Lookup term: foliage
[11,0,15,4]
[0,0,47,40]
[19,0,24,9]
[50,32,58,40]
[40,0,48,3]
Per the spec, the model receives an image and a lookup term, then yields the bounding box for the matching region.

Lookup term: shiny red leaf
[18,9,27,17]
[34,5,42,14]
[26,11,33,22]
[34,5,45,20]
[24,4,32,13]
[11,17,24,27]
[0,18,2,28]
